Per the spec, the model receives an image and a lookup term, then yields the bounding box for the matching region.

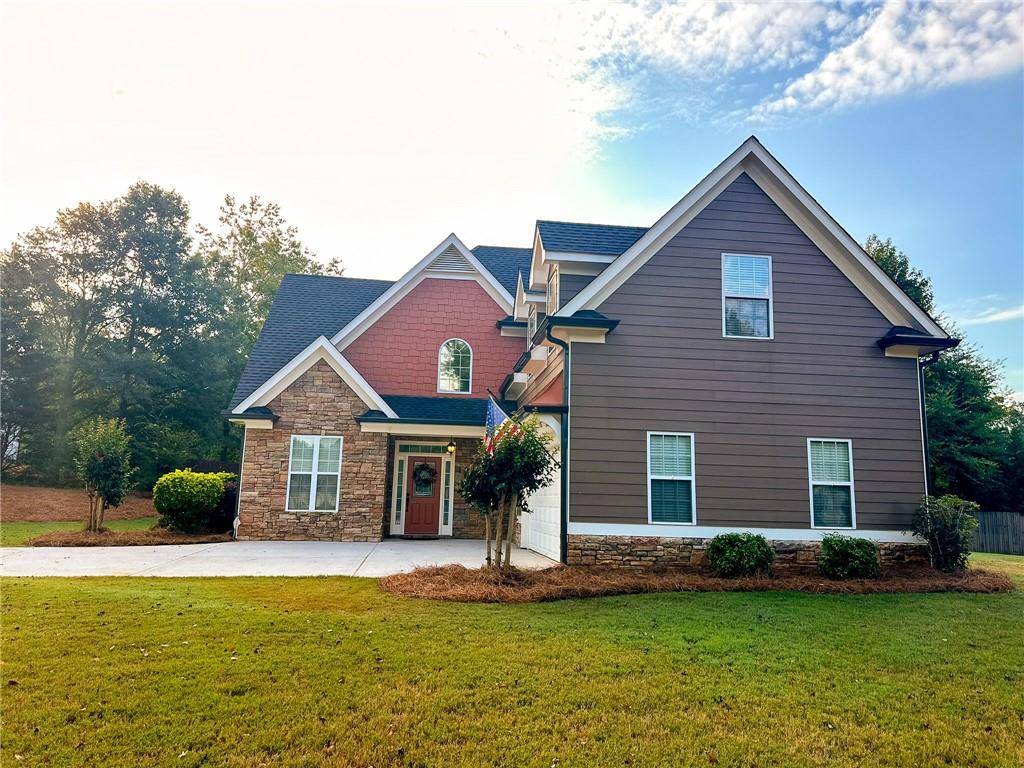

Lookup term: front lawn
[0,517,159,547]
[3,558,1021,767]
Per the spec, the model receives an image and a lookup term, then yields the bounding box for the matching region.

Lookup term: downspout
[232,426,247,540]
[918,351,940,495]
[545,325,570,564]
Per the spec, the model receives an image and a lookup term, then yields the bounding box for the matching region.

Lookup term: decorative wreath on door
[414,464,438,484]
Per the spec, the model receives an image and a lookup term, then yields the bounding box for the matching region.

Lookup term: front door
[404,456,442,534]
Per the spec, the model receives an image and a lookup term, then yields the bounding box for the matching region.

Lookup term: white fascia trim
[233,335,398,418]
[227,417,274,430]
[558,137,947,339]
[514,272,546,321]
[330,234,514,349]
[567,522,921,544]
[544,250,617,264]
[360,422,484,438]
[528,227,548,291]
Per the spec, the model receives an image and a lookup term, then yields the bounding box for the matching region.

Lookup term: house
[226,137,958,569]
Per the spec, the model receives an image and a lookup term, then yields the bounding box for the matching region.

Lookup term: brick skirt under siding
[567,534,928,573]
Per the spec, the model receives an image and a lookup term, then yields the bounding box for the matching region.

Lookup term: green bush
[706,533,775,578]
[152,470,226,533]
[70,417,135,532]
[817,534,881,580]
[913,494,979,573]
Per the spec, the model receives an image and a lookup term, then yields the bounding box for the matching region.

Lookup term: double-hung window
[546,265,559,315]
[438,338,472,393]
[722,253,773,338]
[647,432,696,524]
[287,435,342,512]
[808,439,855,528]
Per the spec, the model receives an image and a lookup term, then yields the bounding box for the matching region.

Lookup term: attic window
[438,338,472,393]
[722,253,773,339]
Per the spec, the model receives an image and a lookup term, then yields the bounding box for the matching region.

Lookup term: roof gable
[228,274,393,409]
[331,234,514,350]
[558,136,947,339]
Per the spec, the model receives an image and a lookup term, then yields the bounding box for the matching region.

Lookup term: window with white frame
[546,264,559,315]
[438,338,472,393]
[647,432,696,524]
[723,254,772,338]
[808,439,855,528]
[286,435,342,512]
[527,305,538,345]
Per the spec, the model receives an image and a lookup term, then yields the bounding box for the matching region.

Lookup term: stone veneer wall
[382,437,487,538]
[237,359,389,541]
[567,534,928,573]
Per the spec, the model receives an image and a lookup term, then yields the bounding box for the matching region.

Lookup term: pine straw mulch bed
[380,564,1014,603]
[1,485,157,522]
[28,528,231,547]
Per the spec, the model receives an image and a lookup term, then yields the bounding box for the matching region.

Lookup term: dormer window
[546,264,560,315]
[438,338,472,393]
[527,305,538,346]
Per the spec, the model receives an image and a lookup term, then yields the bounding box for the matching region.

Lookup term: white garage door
[522,463,561,561]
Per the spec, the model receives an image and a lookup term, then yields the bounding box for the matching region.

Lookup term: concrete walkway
[0,538,556,578]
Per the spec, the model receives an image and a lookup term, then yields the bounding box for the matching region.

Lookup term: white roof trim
[331,233,514,350]
[544,250,617,264]
[233,336,398,418]
[558,137,947,338]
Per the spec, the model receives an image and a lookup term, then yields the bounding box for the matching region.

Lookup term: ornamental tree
[458,416,557,569]
[70,417,134,532]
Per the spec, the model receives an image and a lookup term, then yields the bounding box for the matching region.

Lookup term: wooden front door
[405,456,442,534]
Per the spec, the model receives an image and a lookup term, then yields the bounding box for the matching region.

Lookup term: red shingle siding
[344,278,522,397]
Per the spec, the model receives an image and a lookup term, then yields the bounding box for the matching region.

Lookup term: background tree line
[1,183,341,490]
[1,186,1020,510]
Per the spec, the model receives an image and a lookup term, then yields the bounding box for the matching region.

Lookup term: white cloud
[751,1,1024,121]
[958,304,1024,326]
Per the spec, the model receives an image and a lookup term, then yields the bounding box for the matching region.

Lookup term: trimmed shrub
[706,533,775,578]
[817,534,881,580]
[913,494,979,573]
[153,470,226,534]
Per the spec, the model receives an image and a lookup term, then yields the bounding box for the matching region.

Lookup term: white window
[438,338,472,393]
[546,264,559,315]
[647,432,696,524]
[722,253,773,338]
[527,305,538,346]
[286,435,342,512]
[808,439,855,529]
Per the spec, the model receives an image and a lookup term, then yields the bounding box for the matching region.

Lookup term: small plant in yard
[913,494,980,573]
[817,534,881,580]
[458,415,556,570]
[152,469,227,533]
[70,417,134,532]
[706,533,775,578]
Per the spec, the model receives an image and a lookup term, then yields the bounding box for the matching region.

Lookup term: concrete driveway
[0,538,556,577]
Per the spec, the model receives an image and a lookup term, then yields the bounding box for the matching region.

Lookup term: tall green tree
[865,234,1020,511]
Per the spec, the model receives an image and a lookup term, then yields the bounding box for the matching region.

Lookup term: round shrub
[817,534,880,580]
[706,533,775,578]
[153,470,225,533]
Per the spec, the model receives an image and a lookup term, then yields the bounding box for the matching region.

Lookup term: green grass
[3,558,1022,767]
[0,516,159,547]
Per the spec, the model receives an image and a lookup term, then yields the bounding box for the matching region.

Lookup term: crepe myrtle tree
[458,416,557,569]
[70,417,134,532]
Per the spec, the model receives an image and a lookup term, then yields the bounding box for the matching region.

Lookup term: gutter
[918,351,941,494]
[545,324,571,565]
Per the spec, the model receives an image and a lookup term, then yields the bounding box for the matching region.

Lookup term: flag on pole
[484,396,520,455]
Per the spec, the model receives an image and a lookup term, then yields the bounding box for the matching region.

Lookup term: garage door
[522,463,561,561]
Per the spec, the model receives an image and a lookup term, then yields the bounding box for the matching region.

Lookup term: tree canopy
[1,184,340,490]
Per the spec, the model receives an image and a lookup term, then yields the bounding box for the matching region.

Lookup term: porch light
[446,440,457,455]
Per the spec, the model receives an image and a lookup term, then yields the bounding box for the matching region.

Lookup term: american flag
[484,396,520,455]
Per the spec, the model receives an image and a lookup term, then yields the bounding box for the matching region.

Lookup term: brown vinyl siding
[569,173,924,531]
[559,273,595,309]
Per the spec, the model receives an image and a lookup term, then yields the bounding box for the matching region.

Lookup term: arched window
[438,338,472,393]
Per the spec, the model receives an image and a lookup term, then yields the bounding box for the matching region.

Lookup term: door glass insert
[412,461,436,497]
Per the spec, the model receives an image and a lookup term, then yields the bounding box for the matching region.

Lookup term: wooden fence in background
[973,511,1024,555]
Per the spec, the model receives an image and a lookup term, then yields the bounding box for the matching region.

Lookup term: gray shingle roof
[228,274,393,409]
[358,395,518,425]
[471,246,532,295]
[536,220,648,256]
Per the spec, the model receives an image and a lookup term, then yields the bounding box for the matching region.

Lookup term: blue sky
[2,1,1022,394]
